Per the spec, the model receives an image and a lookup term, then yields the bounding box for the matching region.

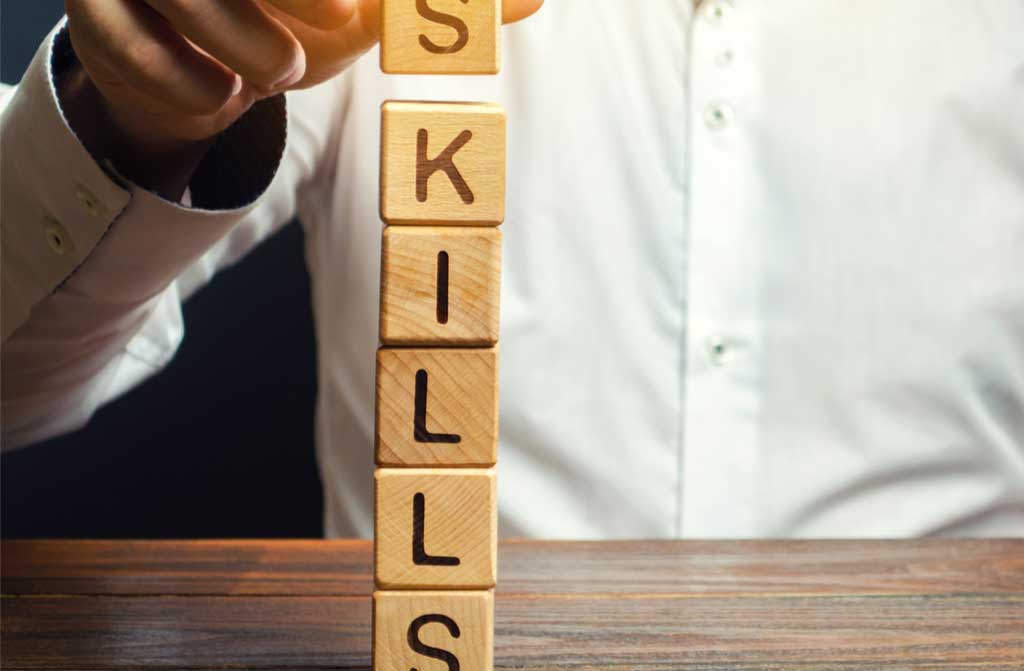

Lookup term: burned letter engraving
[414,369,461,443]
[408,613,461,670]
[416,0,470,55]
[417,129,475,205]
[436,251,450,324]
[412,492,461,566]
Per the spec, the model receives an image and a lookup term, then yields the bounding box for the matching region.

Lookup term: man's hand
[61,0,543,195]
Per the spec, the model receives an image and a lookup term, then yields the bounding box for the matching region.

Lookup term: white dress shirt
[3,1,1023,539]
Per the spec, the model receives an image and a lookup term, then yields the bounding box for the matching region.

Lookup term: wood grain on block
[377,347,498,467]
[375,468,497,589]
[380,0,500,74]
[380,227,501,346]
[381,101,505,226]
[374,590,493,671]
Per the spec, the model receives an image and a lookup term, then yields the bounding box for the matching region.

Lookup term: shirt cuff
[1,19,288,341]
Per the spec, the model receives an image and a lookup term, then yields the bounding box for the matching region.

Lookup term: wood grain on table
[2,539,1023,669]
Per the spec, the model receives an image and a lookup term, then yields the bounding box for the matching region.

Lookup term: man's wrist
[57,63,215,202]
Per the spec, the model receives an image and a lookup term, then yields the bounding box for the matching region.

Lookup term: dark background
[1,2,323,538]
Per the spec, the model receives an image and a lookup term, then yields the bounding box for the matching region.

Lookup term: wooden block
[381,101,505,226]
[373,590,493,671]
[380,0,500,75]
[375,468,496,589]
[376,347,498,467]
[380,227,501,346]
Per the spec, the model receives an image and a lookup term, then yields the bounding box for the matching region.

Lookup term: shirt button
[75,184,107,218]
[45,217,73,256]
[704,1,732,25]
[704,102,734,130]
[706,335,732,366]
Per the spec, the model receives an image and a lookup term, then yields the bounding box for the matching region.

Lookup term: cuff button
[44,217,74,256]
[75,184,107,218]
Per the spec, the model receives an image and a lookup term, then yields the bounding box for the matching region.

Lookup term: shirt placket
[683,0,762,537]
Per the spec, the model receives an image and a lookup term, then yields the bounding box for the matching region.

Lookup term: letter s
[408,613,461,671]
[417,0,470,54]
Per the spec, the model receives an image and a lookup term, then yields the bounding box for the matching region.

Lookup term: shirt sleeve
[1,20,344,449]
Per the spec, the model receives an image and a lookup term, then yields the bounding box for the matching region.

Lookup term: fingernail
[230,74,243,97]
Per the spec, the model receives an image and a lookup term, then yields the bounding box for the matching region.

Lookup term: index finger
[262,0,358,29]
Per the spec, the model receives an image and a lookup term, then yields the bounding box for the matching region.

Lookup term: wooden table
[2,539,1022,669]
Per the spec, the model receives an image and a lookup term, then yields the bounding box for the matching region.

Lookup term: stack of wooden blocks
[374,1,505,669]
